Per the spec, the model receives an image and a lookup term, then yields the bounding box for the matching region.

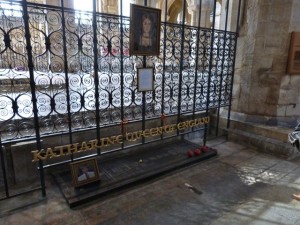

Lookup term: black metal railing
[0,0,242,199]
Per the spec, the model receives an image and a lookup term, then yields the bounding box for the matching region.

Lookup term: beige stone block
[231,99,239,112]
[235,41,244,68]
[278,89,298,104]
[284,81,300,94]
[289,22,300,32]
[270,5,292,22]
[272,57,288,73]
[254,36,265,50]
[290,2,300,24]
[290,76,300,87]
[46,0,60,6]
[253,57,273,70]
[286,104,300,117]
[255,21,268,38]
[280,75,291,89]
[232,72,241,84]
[263,104,277,116]
[276,105,286,117]
[245,39,256,53]
[262,22,277,36]
[258,6,271,22]
[264,35,283,50]
[232,84,240,98]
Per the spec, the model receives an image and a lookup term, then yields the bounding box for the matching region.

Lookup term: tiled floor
[1,137,300,225]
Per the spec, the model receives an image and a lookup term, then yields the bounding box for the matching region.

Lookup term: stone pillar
[231,0,300,126]
[187,5,197,26]
[101,0,118,14]
[184,6,211,28]
[200,8,212,28]
[46,0,60,6]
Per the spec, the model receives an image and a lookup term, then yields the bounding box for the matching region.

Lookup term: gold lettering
[54,145,65,157]
[143,129,150,137]
[65,143,80,154]
[89,139,100,149]
[32,149,46,162]
[163,124,174,133]
[131,131,140,140]
[188,120,195,127]
[126,132,136,141]
[106,136,115,145]
[116,135,123,144]
[80,142,91,151]
[105,135,124,145]
[198,118,204,125]
[156,127,163,135]
[172,124,178,131]
[204,116,210,123]
[138,130,144,138]
[45,147,59,159]
[150,128,158,136]
[100,137,110,147]
[32,118,210,162]
[177,122,185,130]
[99,137,109,147]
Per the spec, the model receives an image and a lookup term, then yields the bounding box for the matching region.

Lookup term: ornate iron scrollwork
[0,2,236,142]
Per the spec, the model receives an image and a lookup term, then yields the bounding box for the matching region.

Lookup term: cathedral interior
[0,0,300,224]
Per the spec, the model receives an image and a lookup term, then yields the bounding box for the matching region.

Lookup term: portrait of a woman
[138,13,154,51]
[130,4,161,56]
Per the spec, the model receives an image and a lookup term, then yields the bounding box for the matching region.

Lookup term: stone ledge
[227,128,299,160]
[228,120,291,143]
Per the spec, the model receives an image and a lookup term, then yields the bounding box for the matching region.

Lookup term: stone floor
[2,137,300,225]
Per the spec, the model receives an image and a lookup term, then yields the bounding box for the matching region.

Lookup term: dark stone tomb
[52,140,217,208]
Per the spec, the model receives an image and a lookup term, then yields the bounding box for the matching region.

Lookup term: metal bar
[176,0,187,136]
[0,186,43,201]
[0,144,9,198]
[60,0,74,160]
[22,0,46,197]
[120,0,125,148]
[203,0,217,146]
[192,0,203,129]
[216,0,230,136]
[160,0,168,139]
[142,0,148,144]
[227,0,242,129]
[92,0,101,155]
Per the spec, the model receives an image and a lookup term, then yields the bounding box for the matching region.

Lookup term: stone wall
[232,0,300,126]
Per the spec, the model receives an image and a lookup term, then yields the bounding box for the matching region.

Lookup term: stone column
[185,0,212,27]
[101,0,118,14]
[231,0,300,126]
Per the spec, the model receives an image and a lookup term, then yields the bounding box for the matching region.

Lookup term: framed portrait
[70,158,100,188]
[129,4,161,56]
[137,67,154,92]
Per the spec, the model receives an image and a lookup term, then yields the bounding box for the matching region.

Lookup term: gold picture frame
[70,158,100,188]
[129,4,161,56]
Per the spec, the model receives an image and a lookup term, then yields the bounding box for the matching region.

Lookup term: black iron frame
[0,0,242,199]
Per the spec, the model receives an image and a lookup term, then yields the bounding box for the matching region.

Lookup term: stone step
[210,111,298,159]
[228,120,291,143]
[227,127,297,159]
